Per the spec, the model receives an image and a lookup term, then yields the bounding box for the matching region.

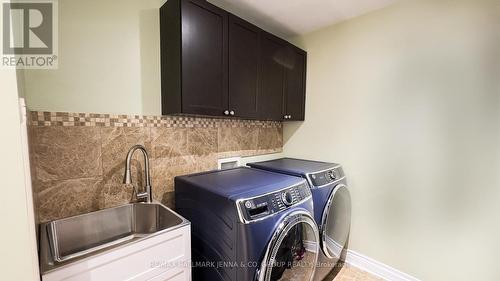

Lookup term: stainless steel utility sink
[39,203,189,273]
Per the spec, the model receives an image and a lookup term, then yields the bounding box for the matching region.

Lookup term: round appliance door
[258,212,319,281]
[320,184,351,259]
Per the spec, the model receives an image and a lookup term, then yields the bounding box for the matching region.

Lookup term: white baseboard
[345,250,420,281]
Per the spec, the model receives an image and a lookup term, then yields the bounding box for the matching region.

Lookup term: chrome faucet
[123,145,152,203]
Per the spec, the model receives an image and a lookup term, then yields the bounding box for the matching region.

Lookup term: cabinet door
[284,46,306,121]
[181,0,228,116]
[228,15,260,119]
[258,33,286,120]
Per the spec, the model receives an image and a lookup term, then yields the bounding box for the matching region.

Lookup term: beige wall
[284,0,500,280]
[23,0,163,115]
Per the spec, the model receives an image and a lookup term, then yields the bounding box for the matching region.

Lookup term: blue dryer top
[248,158,338,176]
[175,167,305,200]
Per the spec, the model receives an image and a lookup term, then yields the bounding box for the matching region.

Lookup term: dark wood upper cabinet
[160,0,228,116]
[258,33,286,120]
[228,15,260,119]
[284,46,307,121]
[160,0,306,121]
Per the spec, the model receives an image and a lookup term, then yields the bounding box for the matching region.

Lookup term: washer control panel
[308,166,344,187]
[239,181,311,222]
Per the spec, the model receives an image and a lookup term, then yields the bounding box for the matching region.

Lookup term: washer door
[320,184,351,259]
[257,212,319,281]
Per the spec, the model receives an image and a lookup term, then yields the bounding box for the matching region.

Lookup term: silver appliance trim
[307,176,346,189]
[304,164,344,189]
[235,179,311,224]
[256,210,319,281]
[320,183,349,259]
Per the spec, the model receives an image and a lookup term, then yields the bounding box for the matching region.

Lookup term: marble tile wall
[28,111,283,223]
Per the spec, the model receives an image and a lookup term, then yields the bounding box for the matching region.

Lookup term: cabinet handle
[288,115,292,119]
[224,110,229,116]
[230,110,235,116]
[283,115,288,119]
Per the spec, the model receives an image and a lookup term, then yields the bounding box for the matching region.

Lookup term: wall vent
[218,157,241,170]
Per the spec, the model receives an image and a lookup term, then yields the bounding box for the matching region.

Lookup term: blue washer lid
[248,158,338,176]
[175,166,305,200]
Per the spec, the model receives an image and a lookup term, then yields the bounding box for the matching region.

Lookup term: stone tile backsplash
[28,111,283,223]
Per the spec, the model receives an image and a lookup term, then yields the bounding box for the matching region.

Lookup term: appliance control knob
[281,191,293,206]
[329,171,336,180]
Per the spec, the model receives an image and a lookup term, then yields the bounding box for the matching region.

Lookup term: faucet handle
[136,185,152,203]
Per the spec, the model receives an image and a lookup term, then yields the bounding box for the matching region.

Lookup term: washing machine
[175,167,320,281]
[248,158,351,281]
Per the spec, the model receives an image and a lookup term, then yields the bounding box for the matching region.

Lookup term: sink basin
[39,203,189,272]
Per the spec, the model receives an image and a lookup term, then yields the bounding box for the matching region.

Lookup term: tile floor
[332,264,384,281]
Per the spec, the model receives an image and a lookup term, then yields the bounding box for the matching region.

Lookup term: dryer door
[320,184,351,259]
[257,211,319,281]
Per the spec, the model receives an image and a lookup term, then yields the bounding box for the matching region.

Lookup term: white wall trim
[19,99,40,279]
[345,250,420,281]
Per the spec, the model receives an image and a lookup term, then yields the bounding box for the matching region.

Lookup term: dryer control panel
[238,181,311,223]
[308,166,344,187]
